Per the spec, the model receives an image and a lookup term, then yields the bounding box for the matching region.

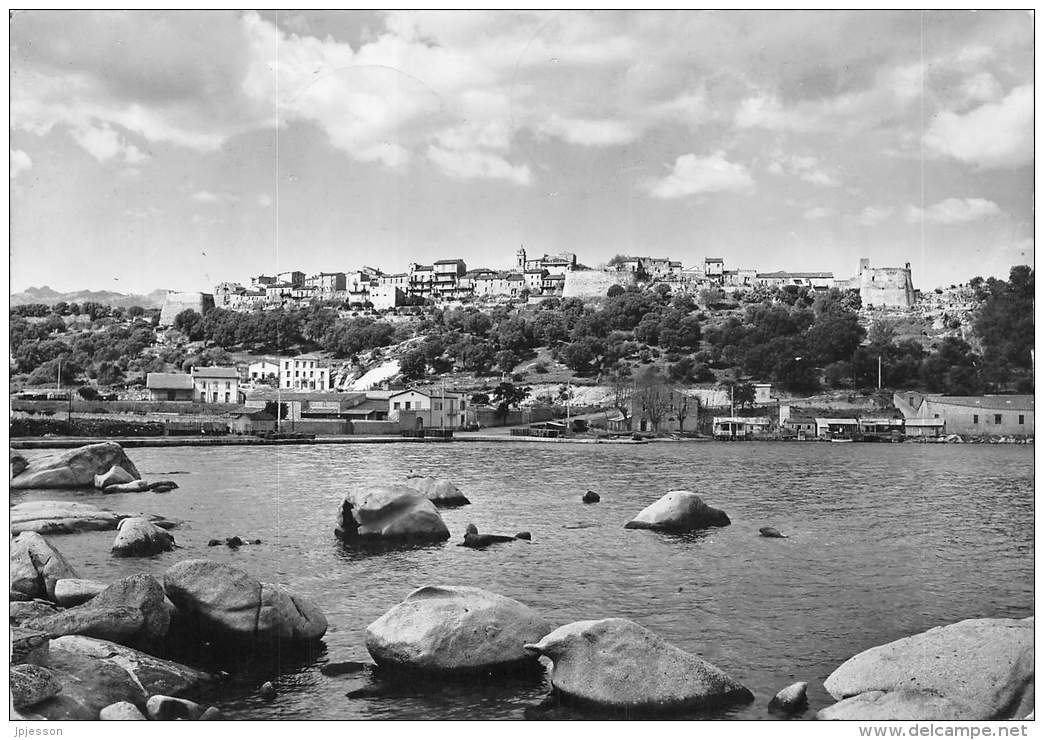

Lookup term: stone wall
[159,291,216,325]
[562,270,638,299]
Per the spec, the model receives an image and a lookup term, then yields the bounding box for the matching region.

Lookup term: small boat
[830,435,854,443]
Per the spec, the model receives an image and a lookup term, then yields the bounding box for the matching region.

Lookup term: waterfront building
[894,392,1034,437]
[388,387,468,429]
[146,373,195,402]
[277,355,330,391]
[190,366,241,404]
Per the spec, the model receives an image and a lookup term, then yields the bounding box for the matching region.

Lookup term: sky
[8,10,1035,296]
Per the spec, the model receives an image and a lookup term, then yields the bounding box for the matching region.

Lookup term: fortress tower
[516,245,526,270]
[856,259,915,309]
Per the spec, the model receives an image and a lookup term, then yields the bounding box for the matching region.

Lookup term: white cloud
[10,149,32,179]
[426,146,533,186]
[68,122,149,164]
[924,84,1033,169]
[644,152,755,199]
[803,207,830,219]
[767,153,840,187]
[258,194,274,208]
[191,190,240,204]
[856,205,894,226]
[906,197,1003,224]
[539,115,641,147]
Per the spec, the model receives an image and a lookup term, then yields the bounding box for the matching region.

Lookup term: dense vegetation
[9,266,1034,397]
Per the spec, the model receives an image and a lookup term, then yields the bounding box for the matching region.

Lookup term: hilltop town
[193,247,916,317]
[10,245,1033,443]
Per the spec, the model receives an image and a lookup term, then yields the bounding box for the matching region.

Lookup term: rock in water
[99,701,148,720]
[582,490,600,504]
[523,618,753,713]
[111,517,176,557]
[11,664,63,709]
[819,617,1034,721]
[759,527,787,538]
[102,480,153,493]
[10,500,177,536]
[146,695,206,720]
[163,559,327,643]
[624,491,731,532]
[94,465,136,490]
[769,681,808,714]
[366,585,552,677]
[403,475,471,507]
[10,531,79,600]
[335,484,450,542]
[11,442,141,489]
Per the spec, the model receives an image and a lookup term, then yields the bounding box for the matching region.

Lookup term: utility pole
[878,355,882,390]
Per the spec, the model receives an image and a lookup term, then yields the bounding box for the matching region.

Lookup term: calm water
[13,441,1034,720]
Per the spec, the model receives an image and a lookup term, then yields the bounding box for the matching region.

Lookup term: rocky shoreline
[9,442,1035,721]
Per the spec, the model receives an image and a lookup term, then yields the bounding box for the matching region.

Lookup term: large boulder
[163,559,327,643]
[335,484,450,542]
[28,574,173,647]
[366,585,551,677]
[11,627,51,666]
[23,605,147,644]
[111,517,176,557]
[624,491,731,532]
[403,475,471,507]
[11,500,177,536]
[28,635,212,721]
[10,532,79,600]
[523,618,754,713]
[53,578,109,607]
[11,664,63,710]
[11,442,141,489]
[819,617,1034,721]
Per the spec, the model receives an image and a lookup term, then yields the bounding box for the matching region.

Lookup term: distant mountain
[9,286,170,310]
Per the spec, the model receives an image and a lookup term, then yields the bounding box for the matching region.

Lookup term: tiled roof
[191,366,239,379]
[146,373,194,390]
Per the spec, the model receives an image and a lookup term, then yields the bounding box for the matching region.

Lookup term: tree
[674,390,696,432]
[635,367,672,432]
[490,382,530,424]
[399,349,427,380]
[174,309,204,341]
[607,367,633,429]
[560,338,599,375]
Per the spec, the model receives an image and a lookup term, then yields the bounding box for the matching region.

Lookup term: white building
[190,366,241,404]
[247,360,280,384]
[278,355,330,391]
[388,388,468,429]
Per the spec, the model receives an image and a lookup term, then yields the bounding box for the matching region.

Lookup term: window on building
[973,415,979,424]
[1019,415,1025,425]
[405,401,411,410]
[994,414,1002,425]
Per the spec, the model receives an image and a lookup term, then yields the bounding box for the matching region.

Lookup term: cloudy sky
[9,10,1034,296]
